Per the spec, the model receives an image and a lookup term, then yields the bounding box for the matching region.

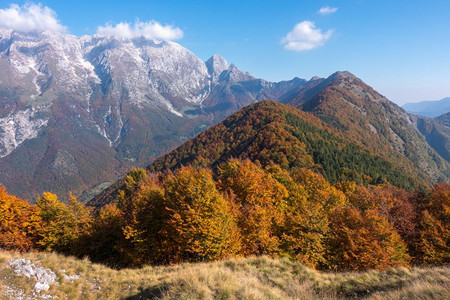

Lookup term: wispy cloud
[0,3,66,33]
[318,6,338,15]
[281,21,333,52]
[97,20,183,40]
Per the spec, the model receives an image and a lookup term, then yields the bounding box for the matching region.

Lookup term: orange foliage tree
[0,187,41,251]
[267,166,330,268]
[336,183,418,254]
[327,206,409,271]
[218,159,287,256]
[328,183,412,270]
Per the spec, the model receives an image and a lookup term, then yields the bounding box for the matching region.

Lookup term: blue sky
[0,0,449,105]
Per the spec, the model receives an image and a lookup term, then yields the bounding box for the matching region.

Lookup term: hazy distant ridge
[403,97,450,118]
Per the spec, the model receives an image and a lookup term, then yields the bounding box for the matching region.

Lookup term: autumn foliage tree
[161,167,240,262]
[414,183,450,264]
[0,187,41,251]
[294,169,347,212]
[36,192,92,254]
[86,203,128,266]
[327,183,411,271]
[327,207,409,271]
[96,167,240,266]
[119,173,169,266]
[218,159,287,256]
[267,166,330,268]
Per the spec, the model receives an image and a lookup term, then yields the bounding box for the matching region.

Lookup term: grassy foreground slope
[1,251,448,299]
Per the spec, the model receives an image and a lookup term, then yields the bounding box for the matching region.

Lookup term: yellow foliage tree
[293,169,346,213]
[37,192,92,253]
[163,167,240,263]
[267,166,330,268]
[121,174,171,265]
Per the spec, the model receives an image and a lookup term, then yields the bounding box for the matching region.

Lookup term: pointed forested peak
[299,70,450,182]
[206,54,229,81]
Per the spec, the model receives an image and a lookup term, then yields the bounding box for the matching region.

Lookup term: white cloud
[0,3,66,33]
[281,21,333,52]
[97,20,183,40]
[318,6,338,15]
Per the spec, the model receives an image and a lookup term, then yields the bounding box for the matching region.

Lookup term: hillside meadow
[0,250,449,299]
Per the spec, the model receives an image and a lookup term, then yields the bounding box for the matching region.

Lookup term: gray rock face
[0,30,214,150]
[206,54,229,82]
[0,107,48,158]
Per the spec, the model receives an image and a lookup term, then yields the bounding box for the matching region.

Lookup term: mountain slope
[90,101,422,208]
[0,30,310,201]
[410,112,450,162]
[403,97,450,118]
[148,101,421,188]
[293,72,449,183]
[1,30,448,201]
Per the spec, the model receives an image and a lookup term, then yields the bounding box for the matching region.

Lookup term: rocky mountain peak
[206,54,229,82]
[218,63,254,83]
[328,71,358,82]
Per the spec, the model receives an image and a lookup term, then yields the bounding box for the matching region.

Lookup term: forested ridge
[147,101,420,189]
[90,101,423,209]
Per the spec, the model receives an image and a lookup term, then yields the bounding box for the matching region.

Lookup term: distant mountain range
[0,29,448,201]
[403,98,450,118]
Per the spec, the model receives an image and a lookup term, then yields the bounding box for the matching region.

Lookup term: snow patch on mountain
[0,108,48,158]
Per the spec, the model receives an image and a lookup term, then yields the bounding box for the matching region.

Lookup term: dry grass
[0,250,448,299]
